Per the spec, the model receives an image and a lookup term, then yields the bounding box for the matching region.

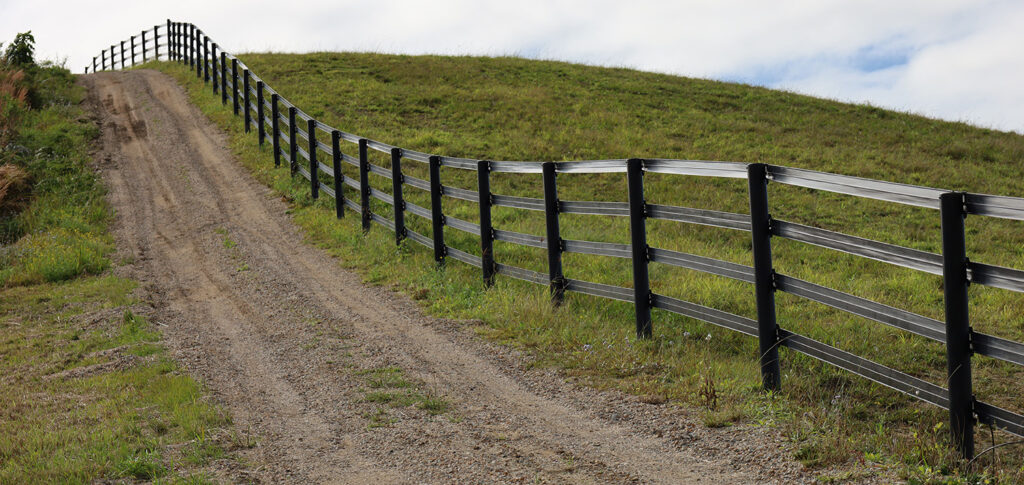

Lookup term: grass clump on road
[359,366,451,427]
[158,52,1024,483]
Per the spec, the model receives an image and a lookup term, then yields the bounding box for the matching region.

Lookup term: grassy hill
[161,53,1024,482]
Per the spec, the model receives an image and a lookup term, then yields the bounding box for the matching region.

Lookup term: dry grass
[0,163,31,217]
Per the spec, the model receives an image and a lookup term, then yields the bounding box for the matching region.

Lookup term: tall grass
[0,61,111,286]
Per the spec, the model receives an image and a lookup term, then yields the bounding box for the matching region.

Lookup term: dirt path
[82,70,810,484]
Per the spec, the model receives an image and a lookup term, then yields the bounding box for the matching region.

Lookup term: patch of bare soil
[82,69,815,484]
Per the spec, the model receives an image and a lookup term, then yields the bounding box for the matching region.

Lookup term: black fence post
[166,20,172,60]
[429,156,446,263]
[120,41,126,69]
[203,36,210,82]
[180,22,186,63]
[332,131,344,218]
[154,25,160,60]
[141,31,147,63]
[359,139,371,232]
[101,51,106,71]
[130,35,136,66]
[231,58,239,116]
[288,107,298,176]
[308,119,319,200]
[195,29,202,78]
[542,162,564,305]
[211,44,219,94]
[627,159,652,339]
[243,69,251,133]
[93,56,97,73]
[220,52,227,105]
[478,160,495,287]
[256,81,265,146]
[748,163,782,392]
[391,148,405,245]
[196,31,201,77]
[271,94,281,166]
[188,25,195,68]
[179,23,184,63]
[110,45,116,69]
[940,191,975,459]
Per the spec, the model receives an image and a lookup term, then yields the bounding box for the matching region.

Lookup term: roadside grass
[0,59,247,482]
[156,54,1024,483]
[0,276,241,483]
[0,64,111,286]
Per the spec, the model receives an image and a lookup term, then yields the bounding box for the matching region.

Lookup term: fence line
[86,20,1024,458]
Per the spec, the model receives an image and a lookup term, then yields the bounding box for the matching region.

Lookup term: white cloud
[1,0,1021,133]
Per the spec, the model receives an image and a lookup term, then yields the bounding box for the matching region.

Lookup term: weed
[698,369,719,411]
[365,408,395,429]
[418,395,450,415]
[116,449,166,480]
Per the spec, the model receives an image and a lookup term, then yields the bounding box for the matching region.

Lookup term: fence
[86,20,1024,459]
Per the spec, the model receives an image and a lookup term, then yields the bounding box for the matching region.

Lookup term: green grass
[0,60,245,483]
[155,53,1024,483]
[0,277,238,483]
[0,64,112,286]
[358,366,451,426]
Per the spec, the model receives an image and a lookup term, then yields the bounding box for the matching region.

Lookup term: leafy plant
[2,32,35,69]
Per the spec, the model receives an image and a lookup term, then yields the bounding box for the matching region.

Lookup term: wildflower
[705,333,712,341]
[582,344,592,352]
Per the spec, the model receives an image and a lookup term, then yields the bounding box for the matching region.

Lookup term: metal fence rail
[87,20,1024,459]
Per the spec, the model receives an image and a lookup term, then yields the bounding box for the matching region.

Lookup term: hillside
[243,52,1024,192]
[161,53,1024,481]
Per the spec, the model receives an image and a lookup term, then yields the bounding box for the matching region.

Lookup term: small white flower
[705,333,712,341]
[583,344,592,352]
[684,331,691,337]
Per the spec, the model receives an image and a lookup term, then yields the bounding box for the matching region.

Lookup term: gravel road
[82,69,813,484]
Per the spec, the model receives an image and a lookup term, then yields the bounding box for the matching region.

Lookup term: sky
[2,0,1023,134]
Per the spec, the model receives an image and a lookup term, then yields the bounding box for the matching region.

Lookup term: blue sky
[3,0,1022,134]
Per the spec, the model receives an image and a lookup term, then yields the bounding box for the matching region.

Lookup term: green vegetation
[0,34,244,483]
[358,366,451,427]
[157,52,1024,482]
[0,276,244,483]
[0,35,110,286]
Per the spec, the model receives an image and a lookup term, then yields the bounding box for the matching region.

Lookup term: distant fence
[86,20,1024,459]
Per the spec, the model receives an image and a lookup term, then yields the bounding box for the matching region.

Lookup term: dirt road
[82,70,810,484]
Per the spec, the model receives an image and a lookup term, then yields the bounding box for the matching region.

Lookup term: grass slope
[0,61,249,482]
[159,53,1024,483]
